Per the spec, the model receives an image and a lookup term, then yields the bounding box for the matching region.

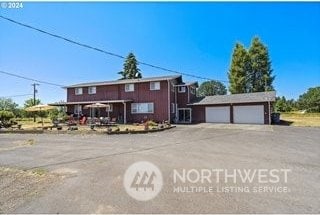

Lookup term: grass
[31,168,47,176]
[15,118,52,129]
[280,112,320,127]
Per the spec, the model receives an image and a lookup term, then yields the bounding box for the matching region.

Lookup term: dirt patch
[0,167,59,213]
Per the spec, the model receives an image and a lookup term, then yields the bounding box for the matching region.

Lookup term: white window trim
[150,82,161,91]
[88,86,96,95]
[106,104,113,112]
[131,103,154,114]
[74,105,82,114]
[178,86,186,93]
[75,87,83,95]
[125,83,135,92]
[190,87,196,95]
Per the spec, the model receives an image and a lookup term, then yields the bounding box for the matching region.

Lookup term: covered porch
[49,100,132,124]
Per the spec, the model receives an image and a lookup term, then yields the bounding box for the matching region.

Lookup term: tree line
[275,87,320,113]
[0,98,66,124]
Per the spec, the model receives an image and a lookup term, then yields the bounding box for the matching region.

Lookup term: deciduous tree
[197,80,227,96]
[297,87,320,112]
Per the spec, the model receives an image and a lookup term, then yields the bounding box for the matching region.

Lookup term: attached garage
[233,105,264,124]
[205,106,230,123]
[190,91,276,125]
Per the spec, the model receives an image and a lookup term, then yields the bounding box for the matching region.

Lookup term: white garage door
[233,105,264,124]
[205,106,230,123]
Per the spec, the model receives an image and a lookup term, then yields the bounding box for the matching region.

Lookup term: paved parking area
[0,124,319,213]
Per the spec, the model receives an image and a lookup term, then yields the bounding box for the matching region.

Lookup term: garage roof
[190,91,276,105]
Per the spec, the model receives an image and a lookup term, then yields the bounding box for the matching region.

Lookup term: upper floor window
[150,82,160,91]
[88,86,96,94]
[75,87,83,95]
[125,83,135,92]
[190,87,196,94]
[178,86,186,93]
[131,103,154,114]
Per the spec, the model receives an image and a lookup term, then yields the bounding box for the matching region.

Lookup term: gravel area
[0,167,59,213]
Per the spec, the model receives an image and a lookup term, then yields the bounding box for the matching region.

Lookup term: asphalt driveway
[0,124,319,213]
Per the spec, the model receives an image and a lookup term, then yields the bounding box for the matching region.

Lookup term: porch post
[167,80,171,122]
[123,102,127,124]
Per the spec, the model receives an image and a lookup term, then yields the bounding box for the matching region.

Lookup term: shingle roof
[190,91,276,105]
[64,75,182,88]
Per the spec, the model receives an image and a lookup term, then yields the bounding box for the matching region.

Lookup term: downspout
[268,100,271,125]
[123,102,127,124]
[167,80,171,123]
[175,85,178,122]
[187,85,190,103]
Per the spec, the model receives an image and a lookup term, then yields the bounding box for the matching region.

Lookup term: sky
[0,2,319,106]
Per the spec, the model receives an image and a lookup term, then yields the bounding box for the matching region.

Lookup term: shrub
[48,108,68,122]
[0,110,15,122]
[146,120,158,126]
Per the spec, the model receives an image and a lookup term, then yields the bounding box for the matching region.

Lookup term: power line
[0,70,64,87]
[0,93,33,98]
[0,15,228,83]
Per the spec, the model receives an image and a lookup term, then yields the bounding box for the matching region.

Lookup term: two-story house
[57,75,198,124]
[52,75,275,124]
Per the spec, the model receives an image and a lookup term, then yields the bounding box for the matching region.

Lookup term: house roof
[189,91,276,105]
[64,75,182,88]
[174,81,199,87]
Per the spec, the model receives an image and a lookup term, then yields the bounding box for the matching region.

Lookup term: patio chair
[79,116,87,125]
[109,117,117,125]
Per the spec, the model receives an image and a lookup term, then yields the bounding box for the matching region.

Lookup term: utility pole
[32,83,39,122]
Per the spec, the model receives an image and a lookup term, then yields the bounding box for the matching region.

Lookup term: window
[178,86,186,93]
[88,86,96,94]
[125,83,134,92]
[74,105,82,114]
[150,82,160,90]
[105,104,113,112]
[190,87,196,94]
[171,103,175,113]
[131,103,154,114]
[75,87,83,95]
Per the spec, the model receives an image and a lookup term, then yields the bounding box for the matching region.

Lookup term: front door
[178,108,192,123]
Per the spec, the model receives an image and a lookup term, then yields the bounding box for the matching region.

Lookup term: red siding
[177,89,189,108]
[67,80,171,123]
